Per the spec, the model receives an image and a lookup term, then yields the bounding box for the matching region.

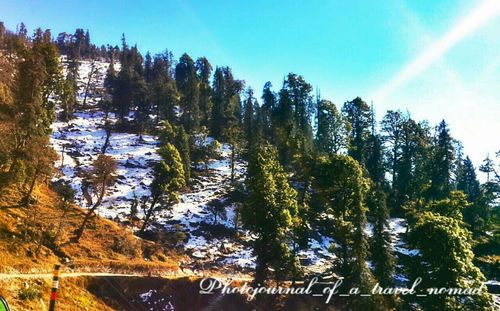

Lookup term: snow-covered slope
[50,58,413,276]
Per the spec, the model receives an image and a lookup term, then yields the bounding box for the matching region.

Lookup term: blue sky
[2,0,500,168]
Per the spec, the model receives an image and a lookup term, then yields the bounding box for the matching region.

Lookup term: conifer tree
[8,30,63,179]
[60,74,75,121]
[242,88,256,148]
[456,156,480,202]
[21,137,58,207]
[314,155,382,309]
[408,212,492,310]
[368,184,395,288]
[210,67,226,139]
[133,77,150,140]
[175,125,191,184]
[196,57,212,127]
[141,143,185,233]
[274,73,314,167]
[427,120,455,200]
[175,53,200,132]
[260,81,276,141]
[222,125,243,182]
[342,97,372,165]
[150,52,178,123]
[241,145,299,284]
[210,66,243,140]
[158,121,191,184]
[315,99,350,155]
[144,51,153,83]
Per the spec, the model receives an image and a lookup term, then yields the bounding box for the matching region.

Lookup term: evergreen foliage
[241,145,299,284]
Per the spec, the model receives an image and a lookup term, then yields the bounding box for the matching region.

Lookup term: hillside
[0,21,498,310]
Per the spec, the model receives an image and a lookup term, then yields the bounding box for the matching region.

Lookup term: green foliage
[152,143,185,204]
[241,144,299,284]
[192,129,221,173]
[60,73,75,121]
[175,53,200,132]
[18,287,41,301]
[368,184,395,289]
[427,190,468,220]
[427,120,455,200]
[141,143,185,233]
[206,198,226,223]
[315,99,350,155]
[456,156,480,202]
[159,121,191,183]
[342,97,372,165]
[314,154,383,309]
[210,66,244,140]
[408,212,492,310]
[196,57,213,127]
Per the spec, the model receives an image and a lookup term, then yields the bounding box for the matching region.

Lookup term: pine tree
[315,99,350,155]
[479,155,495,182]
[260,81,276,141]
[242,88,256,148]
[241,145,299,284]
[8,31,62,179]
[196,57,213,127]
[368,184,395,289]
[456,156,480,202]
[175,125,191,184]
[222,125,243,182]
[151,52,178,123]
[427,190,467,220]
[158,121,191,184]
[408,212,492,310]
[60,74,75,121]
[144,51,153,83]
[381,110,404,189]
[21,137,58,207]
[342,97,372,165]
[274,74,314,167]
[210,66,243,140]
[210,67,226,139]
[175,53,200,133]
[427,120,455,200]
[141,143,185,233]
[133,76,150,140]
[314,154,382,309]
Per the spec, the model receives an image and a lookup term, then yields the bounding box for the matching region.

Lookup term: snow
[49,58,424,276]
[139,290,157,302]
[51,110,159,220]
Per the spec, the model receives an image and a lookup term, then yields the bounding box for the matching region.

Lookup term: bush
[111,236,137,257]
[19,287,41,301]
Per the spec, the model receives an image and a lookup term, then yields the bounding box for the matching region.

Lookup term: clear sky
[2,0,500,169]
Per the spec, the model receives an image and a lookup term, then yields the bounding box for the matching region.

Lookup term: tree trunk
[82,61,96,109]
[53,203,70,245]
[74,179,106,242]
[230,143,235,182]
[73,206,95,242]
[140,196,159,233]
[101,126,112,154]
[23,164,40,207]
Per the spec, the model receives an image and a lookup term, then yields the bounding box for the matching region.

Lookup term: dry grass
[0,183,180,272]
[0,277,116,311]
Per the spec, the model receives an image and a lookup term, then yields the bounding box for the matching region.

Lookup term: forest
[0,22,498,311]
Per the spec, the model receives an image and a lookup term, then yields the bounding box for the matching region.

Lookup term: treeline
[84,26,498,310]
[1,22,498,310]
